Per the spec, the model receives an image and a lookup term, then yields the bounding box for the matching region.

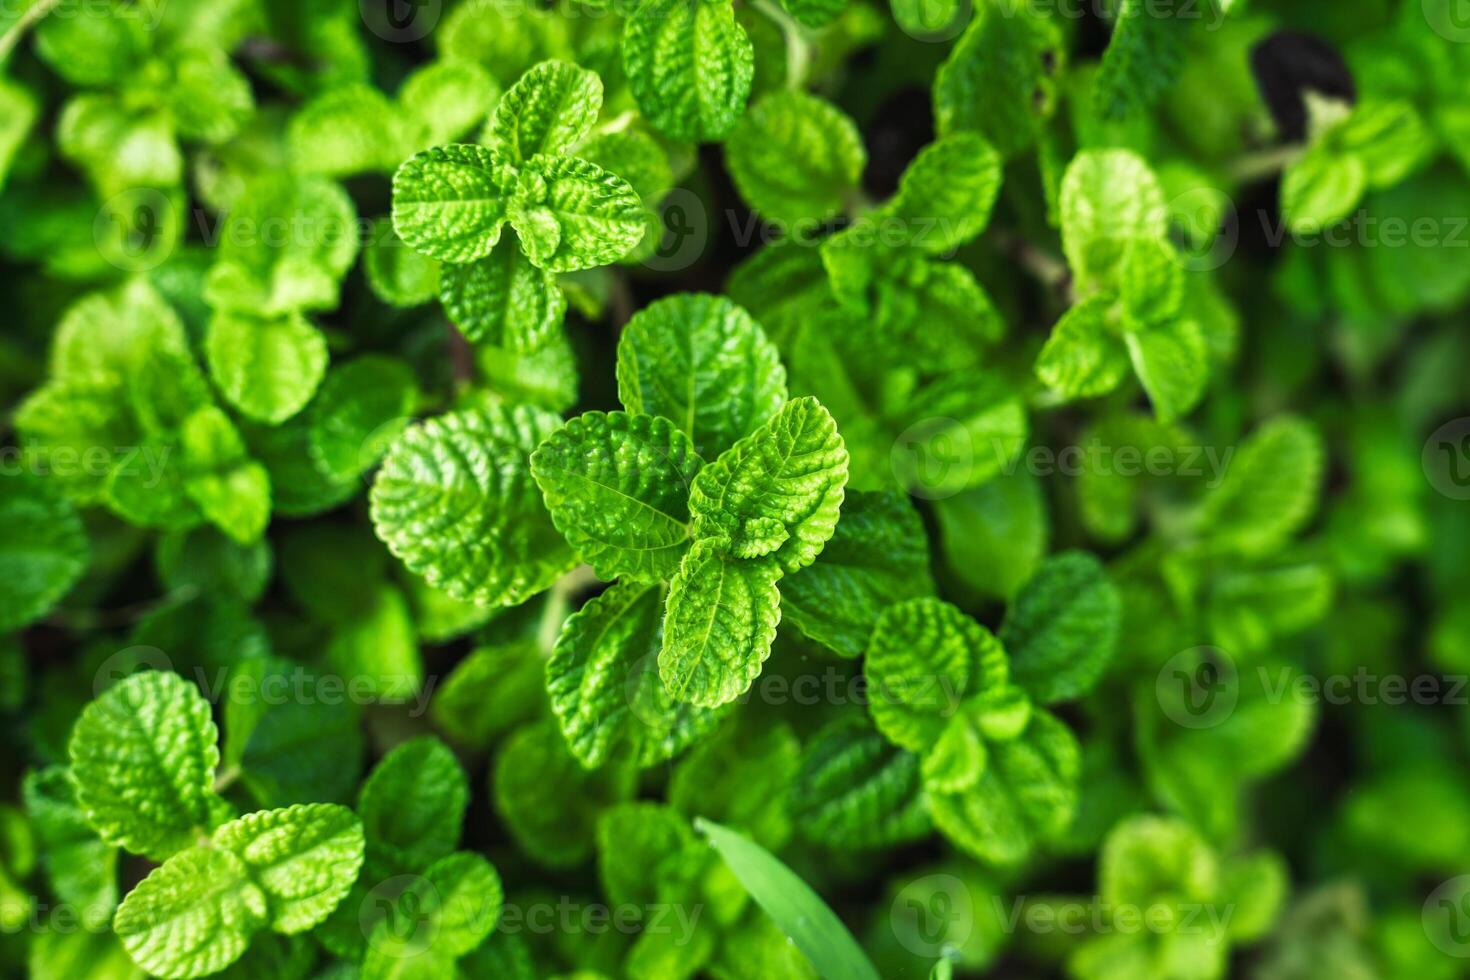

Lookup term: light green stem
[0,0,64,68]
[750,0,812,90]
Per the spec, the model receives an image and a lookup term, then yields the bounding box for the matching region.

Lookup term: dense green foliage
[2,0,1469,977]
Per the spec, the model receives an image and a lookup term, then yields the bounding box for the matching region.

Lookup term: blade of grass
[695,817,882,980]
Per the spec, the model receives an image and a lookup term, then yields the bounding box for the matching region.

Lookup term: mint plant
[3,0,1469,977]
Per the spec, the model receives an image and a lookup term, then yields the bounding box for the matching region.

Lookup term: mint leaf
[370,405,576,607]
[507,154,646,272]
[1060,149,1166,289]
[725,91,865,227]
[933,0,1063,158]
[181,407,271,545]
[1199,416,1324,556]
[68,671,221,861]
[307,356,418,483]
[789,718,931,849]
[1124,316,1208,423]
[357,736,469,876]
[113,844,267,979]
[489,60,602,164]
[364,217,441,308]
[439,232,566,351]
[392,143,515,263]
[1001,551,1121,704]
[623,0,754,142]
[1035,294,1130,399]
[659,542,783,707]
[0,474,89,631]
[548,580,723,768]
[780,490,935,658]
[617,293,788,460]
[881,133,1002,253]
[687,396,849,574]
[927,708,1080,865]
[204,311,328,425]
[532,412,703,582]
[865,598,998,751]
[211,803,365,933]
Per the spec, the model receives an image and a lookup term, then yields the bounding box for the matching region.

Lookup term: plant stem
[750,0,812,90]
[536,564,599,654]
[0,0,63,67]
[1227,143,1304,183]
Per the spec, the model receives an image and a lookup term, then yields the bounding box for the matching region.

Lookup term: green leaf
[113,843,267,979]
[1098,814,1219,910]
[307,356,418,483]
[431,641,546,747]
[288,85,406,178]
[865,598,998,752]
[617,292,788,459]
[579,128,675,202]
[0,474,89,631]
[669,717,799,850]
[167,46,256,145]
[438,232,567,350]
[888,371,1028,496]
[507,155,646,272]
[1001,551,1120,704]
[623,0,755,142]
[933,471,1047,601]
[927,708,1080,865]
[696,818,882,980]
[364,852,502,969]
[725,91,866,227]
[1060,149,1166,289]
[206,311,328,426]
[1280,145,1367,232]
[204,176,359,316]
[532,412,703,582]
[1093,0,1192,119]
[68,671,220,862]
[688,397,849,573]
[364,217,442,308]
[370,404,576,607]
[23,766,118,913]
[489,60,602,164]
[881,134,1002,253]
[224,661,364,809]
[1124,317,1208,423]
[780,490,935,658]
[493,720,636,867]
[933,0,1063,158]
[399,59,502,148]
[211,803,365,933]
[181,407,272,545]
[659,541,783,707]
[922,712,987,793]
[1035,294,1129,399]
[788,718,931,849]
[34,0,151,86]
[1199,416,1323,556]
[548,580,724,768]
[357,736,468,876]
[597,802,704,909]
[392,143,515,263]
